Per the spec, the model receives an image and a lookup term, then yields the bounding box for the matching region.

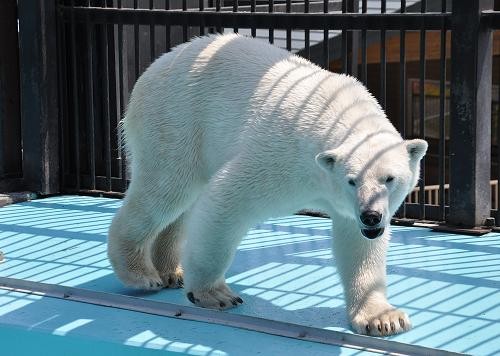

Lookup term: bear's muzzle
[361,227,385,239]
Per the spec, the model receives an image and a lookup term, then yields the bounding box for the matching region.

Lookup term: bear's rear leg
[152,215,185,288]
[108,169,202,291]
[107,201,165,290]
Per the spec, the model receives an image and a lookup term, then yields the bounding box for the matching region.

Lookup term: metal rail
[0,276,464,356]
[60,7,452,30]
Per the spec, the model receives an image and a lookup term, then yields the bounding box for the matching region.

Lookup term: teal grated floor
[0,196,499,355]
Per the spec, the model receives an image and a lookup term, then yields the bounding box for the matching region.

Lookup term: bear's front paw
[186,283,243,310]
[351,306,411,336]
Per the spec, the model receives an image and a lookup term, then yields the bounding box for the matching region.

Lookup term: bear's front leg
[182,194,250,309]
[181,160,270,310]
[332,215,411,336]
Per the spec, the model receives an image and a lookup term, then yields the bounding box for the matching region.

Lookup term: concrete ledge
[0,192,36,207]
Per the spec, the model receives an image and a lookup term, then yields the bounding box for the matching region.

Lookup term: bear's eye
[348,179,356,186]
[386,176,394,183]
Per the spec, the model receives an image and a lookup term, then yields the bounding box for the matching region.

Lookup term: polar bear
[107,33,427,336]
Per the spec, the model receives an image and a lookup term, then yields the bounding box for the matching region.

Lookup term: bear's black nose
[360,211,382,227]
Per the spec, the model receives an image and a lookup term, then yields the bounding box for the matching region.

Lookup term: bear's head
[315,135,428,239]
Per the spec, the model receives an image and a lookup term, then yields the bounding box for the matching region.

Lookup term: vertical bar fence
[2,0,500,229]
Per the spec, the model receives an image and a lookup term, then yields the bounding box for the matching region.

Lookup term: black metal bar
[251,0,256,37]
[438,0,446,221]
[345,0,359,77]
[70,1,81,190]
[380,0,386,108]
[268,0,274,43]
[497,57,500,221]
[360,0,367,83]
[58,1,69,192]
[117,0,126,188]
[17,0,60,193]
[285,0,291,51]
[86,0,96,190]
[150,0,155,61]
[0,0,22,183]
[418,0,426,219]
[304,0,310,59]
[449,0,494,227]
[182,0,188,41]
[397,0,407,217]
[340,0,359,76]
[399,0,406,135]
[165,0,171,51]
[481,11,500,29]
[498,34,500,221]
[104,0,120,193]
[216,0,222,33]
[207,0,214,34]
[233,0,238,33]
[341,0,347,73]
[100,6,112,192]
[199,0,205,35]
[323,0,329,69]
[61,7,453,30]
[398,0,407,218]
[133,0,139,79]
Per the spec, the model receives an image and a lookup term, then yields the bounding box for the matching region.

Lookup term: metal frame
[61,7,451,29]
[449,0,493,227]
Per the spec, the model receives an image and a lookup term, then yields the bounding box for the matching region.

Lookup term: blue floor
[0,196,499,355]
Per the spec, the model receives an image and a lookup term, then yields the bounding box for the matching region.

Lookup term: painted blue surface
[0,324,178,356]
[1,195,499,355]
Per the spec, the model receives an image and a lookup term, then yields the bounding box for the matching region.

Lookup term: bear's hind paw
[126,271,164,291]
[113,266,164,291]
[160,268,184,289]
[352,308,411,336]
[186,284,243,310]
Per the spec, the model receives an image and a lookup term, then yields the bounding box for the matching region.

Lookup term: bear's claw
[115,269,164,291]
[352,307,411,336]
[160,271,184,289]
[186,283,243,310]
[143,277,164,290]
[187,292,199,304]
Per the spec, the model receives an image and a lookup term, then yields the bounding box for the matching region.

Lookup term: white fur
[107,33,427,336]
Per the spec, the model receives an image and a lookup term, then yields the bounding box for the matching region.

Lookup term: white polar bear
[107,33,427,336]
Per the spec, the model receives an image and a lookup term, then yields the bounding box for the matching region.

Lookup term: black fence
[1,0,500,229]
[0,1,23,192]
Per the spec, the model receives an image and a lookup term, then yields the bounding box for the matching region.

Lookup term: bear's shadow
[79,228,353,333]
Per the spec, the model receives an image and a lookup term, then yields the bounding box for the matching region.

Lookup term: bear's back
[124,34,400,177]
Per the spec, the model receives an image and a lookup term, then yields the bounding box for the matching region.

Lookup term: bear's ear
[315,150,339,172]
[405,139,428,163]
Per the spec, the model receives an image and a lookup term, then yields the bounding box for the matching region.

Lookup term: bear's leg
[108,175,200,290]
[107,197,164,290]
[182,160,278,310]
[332,215,411,336]
[151,215,185,288]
